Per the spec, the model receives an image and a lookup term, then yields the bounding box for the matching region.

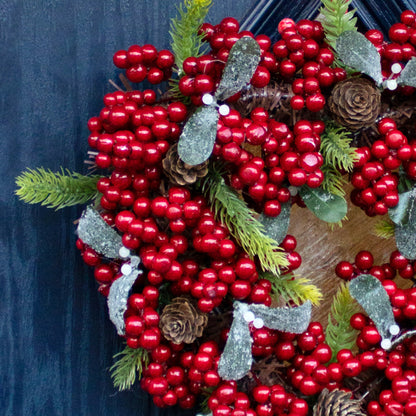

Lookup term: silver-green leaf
[336,31,383,85]
[215,36,261,101]
[388,188,416,226]
[349,274,397,344]
[299,186,348,223]
[258,202,291,244]
[397,57,416,87]
[177,105,219,166]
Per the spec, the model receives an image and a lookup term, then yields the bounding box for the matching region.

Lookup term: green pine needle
[200,168,289,275]
[170,0,212,78]
[262,272,322,306]
[15,167,101,210]
[320,122,357,173]
[319,0,358,50]
[374,218,395,239]
[321,164,348,197]
[110,345,149,391]
[325,282,360,362]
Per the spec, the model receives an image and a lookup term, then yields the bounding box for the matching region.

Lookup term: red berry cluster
[366,10,416,92]
[350,118,414,216]
[113,44,174,85]
[124,289,161,350]
[208,380,308,416]
[88,94,187,172]
[213,108,325,216]
[178,17,276,106]
[140,340,221,409]
[272,18,346,112]
[348,314,416,416]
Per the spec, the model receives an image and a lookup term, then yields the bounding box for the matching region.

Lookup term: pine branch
[170,0,212,78]
[319,0,358,50]
[374,218,395,239]
[200,168,289,275]
[320,122,357,173]
[262,272,322,306]
[15,167,101,210]
[321,164,348,197]
[110,345,149,391]
[325,282,360,362]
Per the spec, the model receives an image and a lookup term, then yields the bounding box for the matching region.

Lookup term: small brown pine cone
[328,78,381,131]
[162,143,209,186]
[159,297,208,344]
[313,389,366,416]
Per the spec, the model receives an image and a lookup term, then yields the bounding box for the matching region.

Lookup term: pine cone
[328,78,381,131]
[313,389,365,416]
[159,297,208,344]
[162,143,209,186]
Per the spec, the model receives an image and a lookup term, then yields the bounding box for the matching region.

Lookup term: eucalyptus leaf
[299,186,348,223]
[215,36,261,101]
[218,302,253,380]
[177,105,219,166]
[250,301,311,333]
[349,274,396,341]
[388,189,416,226]
[108,268,142,335]
[397,57,416,87]
[336,31,383,85]
[77,206,123,259]
[395,221,416,260]
[258,202,291,244]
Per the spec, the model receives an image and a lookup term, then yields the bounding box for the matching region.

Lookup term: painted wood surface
[1,1,253,415]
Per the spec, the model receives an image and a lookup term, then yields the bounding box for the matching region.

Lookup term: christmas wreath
[15,0,416,415]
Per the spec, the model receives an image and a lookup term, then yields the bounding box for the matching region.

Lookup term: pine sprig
[374,218,395,239]
[110,345,149,391]
[200,169,289,275]
[319,0,358,50]
[320,122,357,172]
[170,0,212,78]
[326,282,360,362]
[15,167,101,210]
[321,164,348,197]
[262,272,322,306]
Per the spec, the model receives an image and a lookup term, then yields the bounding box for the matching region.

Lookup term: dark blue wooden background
[1,1,412,415]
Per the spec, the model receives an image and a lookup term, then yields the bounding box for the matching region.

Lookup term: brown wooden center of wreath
[287,183,410,326]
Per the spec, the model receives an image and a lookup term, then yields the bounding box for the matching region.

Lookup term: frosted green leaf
[349,274,396,342]
[388,189,416,226]
[177,105,219,165]
[299,186,347,223]
[108,268,142,336]
[215,36,261,101]
[217,302,253,380]
[336,31,383,85]
[250,301,311,333]
[397,57,416,87]
[258,202,291,244]
[77,206,123,259]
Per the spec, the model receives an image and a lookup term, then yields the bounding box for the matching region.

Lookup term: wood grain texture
[1,1,253,415]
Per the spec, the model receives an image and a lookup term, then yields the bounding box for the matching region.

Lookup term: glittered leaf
[258,202,291,245]
[218,302,253,380]
[77,206,123,259]
[108,268,142,336]
[397,57,416,87]
[250,301,311,333]
[215,36,261,101]
[177,105,219,166]
[388,189,416,226]
[395,221,416,260]
[299,186,347,223]
[336,31,383,85]
[349,274,396,341]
